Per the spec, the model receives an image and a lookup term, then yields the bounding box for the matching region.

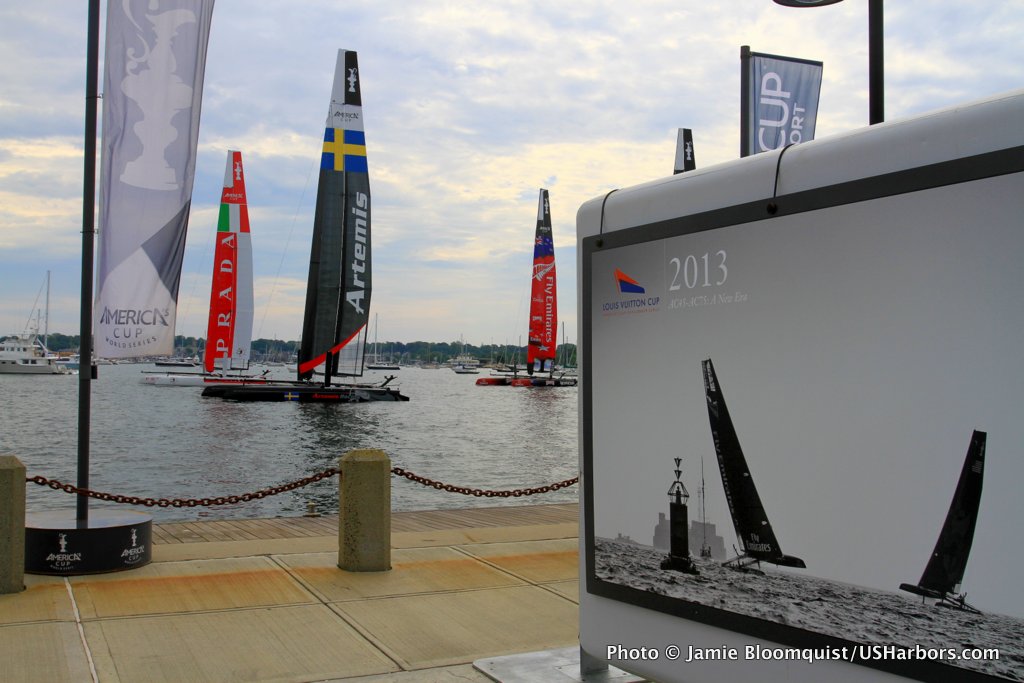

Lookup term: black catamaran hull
[201,383,408,402]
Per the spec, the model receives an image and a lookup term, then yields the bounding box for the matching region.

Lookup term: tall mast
[44,270,50,350]
[700,456,711,557]
[77,0,100,523]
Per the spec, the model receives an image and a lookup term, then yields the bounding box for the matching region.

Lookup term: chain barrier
[391,467,579,498]
[25,468,340,508]
[25,467,579,507]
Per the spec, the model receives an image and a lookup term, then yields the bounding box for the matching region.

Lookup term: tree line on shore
[34,334,577,366]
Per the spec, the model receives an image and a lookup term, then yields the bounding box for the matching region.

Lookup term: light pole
[773,0,884,124]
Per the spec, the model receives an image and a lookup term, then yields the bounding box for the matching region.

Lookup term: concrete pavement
[0,504,582,682]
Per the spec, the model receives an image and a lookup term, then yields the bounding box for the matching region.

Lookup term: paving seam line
[266,554,405,672]
[64,578,99,683]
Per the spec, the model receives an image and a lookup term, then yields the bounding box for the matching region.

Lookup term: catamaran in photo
[477,189,576,387]
[202,50,406,402]
[702,358,805,572]
[900,430,986,613]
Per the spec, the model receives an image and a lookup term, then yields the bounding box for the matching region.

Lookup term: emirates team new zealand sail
[203,50,407,402]
[475,189,576,387]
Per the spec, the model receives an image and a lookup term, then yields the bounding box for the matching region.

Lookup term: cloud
[1,1,1022,342]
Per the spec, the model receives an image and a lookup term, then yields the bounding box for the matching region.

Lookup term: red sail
[204,150,253,373]
[527,189,557,374]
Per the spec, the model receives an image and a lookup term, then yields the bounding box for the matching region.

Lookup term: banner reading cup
[741,48,822,157]
[95,0,215,358]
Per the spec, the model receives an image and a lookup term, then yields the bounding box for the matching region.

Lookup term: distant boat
[144,151,270,387]
[702,358,805,571]
[365,314,400,370]
[366,360,401,371]
[900,430,986,613]
[202,50,407,402]
[477,189,575,388]
[153,358,199,368]
[0,334,70,375]
[450,336,480,374]
[1,272,70,375]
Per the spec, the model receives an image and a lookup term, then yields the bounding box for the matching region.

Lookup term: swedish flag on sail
[321,128,368,173]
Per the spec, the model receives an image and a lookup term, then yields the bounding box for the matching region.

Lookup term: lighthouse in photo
[660,457,699,575]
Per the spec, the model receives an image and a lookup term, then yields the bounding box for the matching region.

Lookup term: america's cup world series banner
[95,0,215,358]
[740,47,822,157]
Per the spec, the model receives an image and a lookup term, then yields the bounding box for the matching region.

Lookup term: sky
[2,1,1023,345]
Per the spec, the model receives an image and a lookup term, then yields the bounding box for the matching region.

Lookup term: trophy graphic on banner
[119,3,197,190]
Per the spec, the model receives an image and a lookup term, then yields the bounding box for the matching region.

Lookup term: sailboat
[142,151,270,387]
[702,358,806,571]
[366,313,400,370]
[0,272,71,375]
[900,430,986,613]
[202,50,406,402]
[476,189,576,387]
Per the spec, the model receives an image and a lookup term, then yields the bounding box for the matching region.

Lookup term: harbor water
[1,364,579,522]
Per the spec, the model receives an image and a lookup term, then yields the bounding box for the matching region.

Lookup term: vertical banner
[673,128,696,174]
[740,46,822,157]
[95,0,215,358]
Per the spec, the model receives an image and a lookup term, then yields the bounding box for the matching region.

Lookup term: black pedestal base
[25,509,152,575]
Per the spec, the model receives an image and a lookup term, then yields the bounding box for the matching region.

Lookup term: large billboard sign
[578,91,1024,683]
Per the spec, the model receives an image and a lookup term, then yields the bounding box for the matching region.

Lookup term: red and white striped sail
[527,189,557,374]
[204,150,254,373]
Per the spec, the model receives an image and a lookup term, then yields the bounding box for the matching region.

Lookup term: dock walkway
[1,503,580,682]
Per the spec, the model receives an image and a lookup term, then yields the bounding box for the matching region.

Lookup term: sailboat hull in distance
[201,382,408,402]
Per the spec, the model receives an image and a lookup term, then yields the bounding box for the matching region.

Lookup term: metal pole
[78,0,100,524]
[772,0,884,125]
[740,45,751,157]
[44,271,50,351]
[868,0,884,124]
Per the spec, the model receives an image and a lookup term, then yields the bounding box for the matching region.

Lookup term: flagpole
[868,0,884,124]
[78,0,100,525]
[739,45,751,158]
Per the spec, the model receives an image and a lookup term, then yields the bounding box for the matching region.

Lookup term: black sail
[903,430,986,600]
[298,49,371,382]
[702,358,805,568]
